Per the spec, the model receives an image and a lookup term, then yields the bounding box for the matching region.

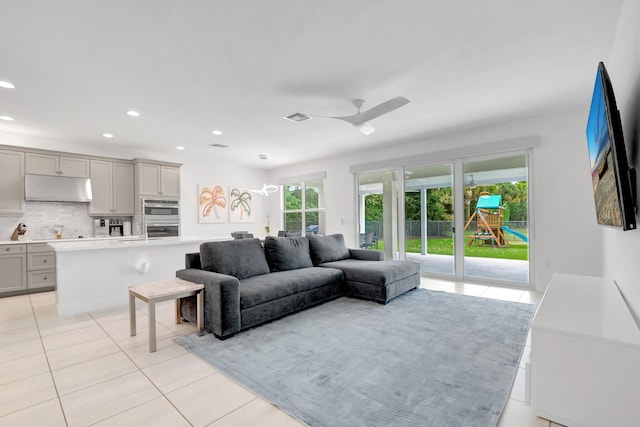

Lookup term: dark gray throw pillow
[200,238,270,280]
[307,233,350,265]
[264,236,313,272]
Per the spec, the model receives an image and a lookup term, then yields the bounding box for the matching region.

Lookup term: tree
[405,192,421,220]
[364,194,383,220]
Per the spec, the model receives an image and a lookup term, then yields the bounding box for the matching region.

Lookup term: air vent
[258,154,268,160]
[209,143,229,148]
[284,112,312,123]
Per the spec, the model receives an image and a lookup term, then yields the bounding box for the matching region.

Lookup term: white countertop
[1,235,230,250]
[47,235,230,251]
[0,236,145,245]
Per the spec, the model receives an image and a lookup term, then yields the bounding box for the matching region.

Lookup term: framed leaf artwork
[229,187,253,223]
[198,185,228,223]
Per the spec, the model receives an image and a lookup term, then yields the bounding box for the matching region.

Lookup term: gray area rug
[176,289,535,427]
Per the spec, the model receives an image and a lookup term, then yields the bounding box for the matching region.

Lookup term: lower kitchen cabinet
[0,243,56,297]
[0,244,27,293]
[27,243,56,290]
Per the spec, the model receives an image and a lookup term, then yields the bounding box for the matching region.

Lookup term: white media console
[527,273,640,426]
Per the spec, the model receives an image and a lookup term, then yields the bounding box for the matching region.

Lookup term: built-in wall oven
[143,199,180,238]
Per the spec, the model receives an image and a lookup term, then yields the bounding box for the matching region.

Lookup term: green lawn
[377,237,529,261]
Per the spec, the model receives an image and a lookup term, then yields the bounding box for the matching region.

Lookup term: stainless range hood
[25,174,93,202]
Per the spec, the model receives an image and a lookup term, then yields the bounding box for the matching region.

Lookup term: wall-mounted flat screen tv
[586,62,636,230]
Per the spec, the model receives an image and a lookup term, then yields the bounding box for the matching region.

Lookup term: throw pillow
[200,238,270,280]
[264,236,313,272]
[307,233,350,265]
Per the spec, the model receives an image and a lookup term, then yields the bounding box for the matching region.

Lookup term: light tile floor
[0,279,551,426]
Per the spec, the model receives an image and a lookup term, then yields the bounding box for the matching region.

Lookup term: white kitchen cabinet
[26,152,90,177]
[528,273,640,427]
[0,244,27,294]
[0,149,25,214]
[136,162,180,197]
[27,243,55,290]
[89,160,134,215]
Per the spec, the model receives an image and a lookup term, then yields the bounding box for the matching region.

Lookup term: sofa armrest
[176,268,241,338]
[348,248,384,261]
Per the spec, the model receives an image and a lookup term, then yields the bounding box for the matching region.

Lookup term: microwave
[143,199,179,221]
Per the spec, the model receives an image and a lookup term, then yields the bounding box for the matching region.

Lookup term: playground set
[463,193,528,248]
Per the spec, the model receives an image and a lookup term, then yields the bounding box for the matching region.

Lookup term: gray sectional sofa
[177,234,420,339]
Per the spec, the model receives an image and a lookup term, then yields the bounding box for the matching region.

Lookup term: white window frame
[280,172,326,235]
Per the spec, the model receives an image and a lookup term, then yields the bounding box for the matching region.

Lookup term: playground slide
[501,226,529,243]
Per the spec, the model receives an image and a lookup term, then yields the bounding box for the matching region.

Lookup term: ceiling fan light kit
[359,122,375,135]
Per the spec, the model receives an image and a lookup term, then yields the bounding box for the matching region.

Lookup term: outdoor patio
[405,253,529,284]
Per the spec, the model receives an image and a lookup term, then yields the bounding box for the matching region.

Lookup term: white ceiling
[0,1,623,169]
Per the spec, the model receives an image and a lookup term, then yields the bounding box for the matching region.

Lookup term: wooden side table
[129,278,204,352]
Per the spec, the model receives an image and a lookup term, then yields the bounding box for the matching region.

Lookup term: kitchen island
[49,235,228,315]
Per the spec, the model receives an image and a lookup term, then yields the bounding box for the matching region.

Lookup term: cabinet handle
[5,248,9,251]
[43,277,47,280]
[43,259,47,263]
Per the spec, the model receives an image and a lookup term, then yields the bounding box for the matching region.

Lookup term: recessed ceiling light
[176,146,185,150]
[102,133,114,138]
[211,130,223,135]
[0,81,15,89]
[0,116,14,121]
[126,110,140,117]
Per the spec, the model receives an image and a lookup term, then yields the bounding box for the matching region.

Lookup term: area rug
[175,289,535,427]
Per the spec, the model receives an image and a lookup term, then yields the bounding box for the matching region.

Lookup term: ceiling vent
[284,112,312,123]
[208,143,229,148]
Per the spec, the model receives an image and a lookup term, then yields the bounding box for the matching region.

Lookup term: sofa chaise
[177,233,420,339]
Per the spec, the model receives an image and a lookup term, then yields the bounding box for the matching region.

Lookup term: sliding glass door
[357,171,399,260]
[403,164,455,275]
[462,155,529,284]
[357,151,531,287]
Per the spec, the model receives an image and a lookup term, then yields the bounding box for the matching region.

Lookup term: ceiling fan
[250,183,278,196]
[330,97,410,135]
[285,96,410,135]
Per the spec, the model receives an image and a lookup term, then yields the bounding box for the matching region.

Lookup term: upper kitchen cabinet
[134,160,181,198]
[26,152,90,177]
[0,149,25,214]
[89,160,134,216]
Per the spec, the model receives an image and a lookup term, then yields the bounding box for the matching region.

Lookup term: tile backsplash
[0,202,95,241]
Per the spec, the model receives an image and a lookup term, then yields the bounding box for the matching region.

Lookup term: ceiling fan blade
[328,113,361,125]
[358,96,410,124]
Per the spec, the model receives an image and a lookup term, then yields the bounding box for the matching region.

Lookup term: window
[282,174,325,235]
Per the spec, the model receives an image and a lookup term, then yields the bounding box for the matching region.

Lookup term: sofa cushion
[318,259,420,286]
[200,238,270,280]
[264,236,313,272]
[239,267,344,309]
[307,234,350,265]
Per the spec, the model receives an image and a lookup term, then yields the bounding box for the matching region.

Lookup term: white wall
[178,153,269,238]
[602,0,640,323]
[268,109,604,292]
